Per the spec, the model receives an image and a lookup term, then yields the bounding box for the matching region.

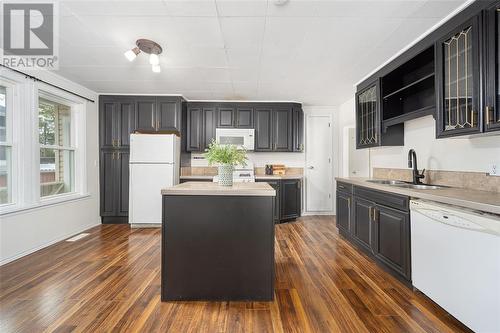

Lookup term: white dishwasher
[410,200,500,333]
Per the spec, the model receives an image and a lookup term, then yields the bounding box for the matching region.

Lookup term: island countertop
[161,181,276,196]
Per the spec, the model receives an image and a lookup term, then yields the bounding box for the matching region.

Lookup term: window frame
[0,72,89,216]
[0,79,17,208]
[36,86,87,203]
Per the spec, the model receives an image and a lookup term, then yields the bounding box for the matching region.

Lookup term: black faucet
[408,149,425,184]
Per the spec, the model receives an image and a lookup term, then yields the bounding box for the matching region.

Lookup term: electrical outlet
[490,164,500,177]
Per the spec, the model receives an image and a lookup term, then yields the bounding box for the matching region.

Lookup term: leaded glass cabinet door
[356,81,380,149]
[485,2,500,132]
[436,16,481,138]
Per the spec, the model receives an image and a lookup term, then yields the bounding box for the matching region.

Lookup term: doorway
[305,114,333,213]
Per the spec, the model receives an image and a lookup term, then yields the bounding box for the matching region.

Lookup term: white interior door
[306,115,332,212]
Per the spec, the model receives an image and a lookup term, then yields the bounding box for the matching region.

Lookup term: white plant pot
[218,165,234,186]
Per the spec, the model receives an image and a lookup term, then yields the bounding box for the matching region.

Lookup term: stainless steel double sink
[366,179,448,190]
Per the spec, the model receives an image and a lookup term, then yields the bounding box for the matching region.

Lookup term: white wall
[336,97,500,177]
[0,70,99,265]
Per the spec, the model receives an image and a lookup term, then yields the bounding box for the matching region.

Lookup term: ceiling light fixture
[124,39,163,73]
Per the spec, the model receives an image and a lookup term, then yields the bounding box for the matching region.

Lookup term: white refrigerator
[129,134,180,225]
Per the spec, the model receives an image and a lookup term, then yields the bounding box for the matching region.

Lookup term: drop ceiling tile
[198,68,232,82]
[226,48,261,68]
[314,1,426,18]
[220,17,265,48]
[216,0,267,17]
[266,0,318,17]
[163,0,218,17]
[60,1,170,17]
[230,68,260,82]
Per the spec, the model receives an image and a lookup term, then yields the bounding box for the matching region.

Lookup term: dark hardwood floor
[0,216,471,332]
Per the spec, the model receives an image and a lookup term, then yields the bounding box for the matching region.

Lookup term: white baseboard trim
[130,223,161,228]
[0,221,101,267]
[302,211,335,216]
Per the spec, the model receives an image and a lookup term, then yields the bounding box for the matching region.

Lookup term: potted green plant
[204,139,247,186]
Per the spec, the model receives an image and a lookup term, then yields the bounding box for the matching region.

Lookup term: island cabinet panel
[435,15,481,138]
[336,182,411,283]
[162,195,275,301]
[485,1,500,132]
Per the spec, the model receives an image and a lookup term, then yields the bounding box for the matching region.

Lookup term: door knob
[307,166,314,169]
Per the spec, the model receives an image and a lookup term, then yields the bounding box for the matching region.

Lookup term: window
[39,97,75,197]
[0,85,11,204]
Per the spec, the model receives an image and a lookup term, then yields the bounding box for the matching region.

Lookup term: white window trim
[0,73,89,216]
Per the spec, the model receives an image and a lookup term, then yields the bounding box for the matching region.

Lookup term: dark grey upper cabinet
[185,102,303,152]
[336,191,351,234]
[187,107,202,151]
[352,196,374,253]
[236,107,253,128]
[218,107,235,128]
[274,108,293,151]
[203,107,217,150]
[281,179,301,220]
[157,97,181,131]
[135,97,157,132]
[485,2,500,132]
[292,106,304,152]
[99,97,135,149]
[100,100,116,148]
[255,108,273,151]
[356,81,380,149]
[436,15,481,138]
[372,205,410,279]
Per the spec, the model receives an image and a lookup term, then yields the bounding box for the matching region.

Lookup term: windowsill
[0,193,91,217]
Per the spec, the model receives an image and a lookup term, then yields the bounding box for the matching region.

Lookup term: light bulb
[124,47,139,61]
[152,64,161,73]
[149,53,160,65]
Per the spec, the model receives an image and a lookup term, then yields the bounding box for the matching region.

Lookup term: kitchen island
[161,182,276,301]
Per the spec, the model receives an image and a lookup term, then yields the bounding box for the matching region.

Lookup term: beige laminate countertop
[180,175,303,180]
[336,177,500,215]
[162,181,276,196]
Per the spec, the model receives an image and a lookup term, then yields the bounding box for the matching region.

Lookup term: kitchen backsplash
[373,168,500,193]
[190,152,305,168]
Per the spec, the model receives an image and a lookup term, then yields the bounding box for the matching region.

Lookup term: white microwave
[215,128,255,150]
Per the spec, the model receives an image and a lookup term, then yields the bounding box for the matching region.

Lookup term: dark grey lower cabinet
[257,179,301,223]
[280,179,301,220]
[352,196,374,253]
[336,191,351,234]
[372,205,411,280]
[100,149,129,224]
[336,183,411,282]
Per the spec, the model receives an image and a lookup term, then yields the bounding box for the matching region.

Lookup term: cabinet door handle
[112,151,115,160]
[369,206,373,221]
[347,197,351,207]
[486,106,493,124]
[117,151,120,160]
[373,207,379,223]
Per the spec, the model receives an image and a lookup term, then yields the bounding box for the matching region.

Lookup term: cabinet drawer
[353,186,408,211]
[336,181,353,194]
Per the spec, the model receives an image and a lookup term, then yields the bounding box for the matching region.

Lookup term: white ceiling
[56,0,467,105]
